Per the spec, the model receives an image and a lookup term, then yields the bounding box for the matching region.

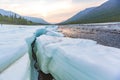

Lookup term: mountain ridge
[0,9,49,24]
[61,0,120,24]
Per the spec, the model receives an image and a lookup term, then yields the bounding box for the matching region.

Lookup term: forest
[0,14,39,25]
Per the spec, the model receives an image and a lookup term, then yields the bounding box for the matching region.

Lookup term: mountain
[24,16,49,24]
[0,9,48,24]
[61,0,120,24]
[61,7,95,24]
[0,9,20,18]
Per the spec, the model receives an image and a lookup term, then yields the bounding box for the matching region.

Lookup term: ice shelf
[0,24,120,80]
[35,35,120,80]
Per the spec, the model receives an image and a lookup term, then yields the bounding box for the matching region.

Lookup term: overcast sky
[0,0,107,23]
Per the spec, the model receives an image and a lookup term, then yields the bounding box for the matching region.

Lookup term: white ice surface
[1,24,120,80]
[0,53,30,80]
[0,25,45,79]
[0,24,62,80]
[36,35,120,80]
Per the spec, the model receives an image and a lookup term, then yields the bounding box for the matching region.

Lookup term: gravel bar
[58,22,120,48]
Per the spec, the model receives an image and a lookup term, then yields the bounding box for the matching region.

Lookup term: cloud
[72,0,104,4]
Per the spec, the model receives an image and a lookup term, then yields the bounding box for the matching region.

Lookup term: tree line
[0,14,39,25]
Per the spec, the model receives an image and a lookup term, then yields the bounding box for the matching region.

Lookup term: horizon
[0,0,107,23]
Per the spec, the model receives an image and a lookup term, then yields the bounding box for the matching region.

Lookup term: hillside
[0,9,48,25]
[61,0,120,24]
[0,14,35,25]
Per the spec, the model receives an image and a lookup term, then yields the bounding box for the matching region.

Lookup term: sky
[0,0,107,23]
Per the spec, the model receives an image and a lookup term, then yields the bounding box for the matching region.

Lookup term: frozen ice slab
[0,25,62,80]
[0,53,30,80]
[0,25,42,72]
[0,44,27,72]
[25,27,64,80]
[46,31,64,37]
[36,35,120,80]
[0,25,44,80]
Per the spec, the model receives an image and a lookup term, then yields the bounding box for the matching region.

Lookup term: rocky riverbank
[58,23,120,48]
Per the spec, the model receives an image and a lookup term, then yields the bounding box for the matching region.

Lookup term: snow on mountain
[0,9,48,24]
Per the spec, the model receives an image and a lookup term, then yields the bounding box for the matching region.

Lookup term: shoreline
[58,23,120,49]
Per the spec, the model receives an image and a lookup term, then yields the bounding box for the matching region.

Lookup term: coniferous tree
[0,14,39,25]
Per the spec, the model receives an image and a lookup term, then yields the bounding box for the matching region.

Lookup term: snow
[35,35,120,80]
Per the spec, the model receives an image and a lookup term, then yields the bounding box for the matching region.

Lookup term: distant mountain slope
[0,9,48,24]
[0,9,20,17]
[61,0,120,24]
[62,7,95,24]
[24,16,49,24]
